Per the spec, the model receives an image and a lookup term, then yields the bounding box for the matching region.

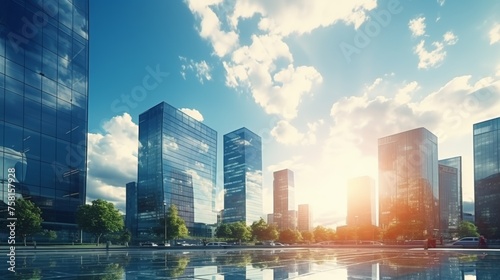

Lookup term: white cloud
[489,23,500,45]
[186,0,377,120]
[270,119,322,146]
[409,17,426,37]
[180,108,204,122]
[413,31,457,69]
[87,113,138,212]
[179,56,212,84]
[437,0,445,6]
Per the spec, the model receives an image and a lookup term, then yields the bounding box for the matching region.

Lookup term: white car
[206,242,229,246]
[451,237,479,247]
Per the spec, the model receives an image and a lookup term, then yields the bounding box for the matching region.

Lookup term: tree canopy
[457,221,479,238]
[76,199,124,245]
[165,204,188,240]
[14,198,43,246]
[250,218,278,241]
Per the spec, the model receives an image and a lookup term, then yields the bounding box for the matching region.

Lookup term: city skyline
[84,1,500,227]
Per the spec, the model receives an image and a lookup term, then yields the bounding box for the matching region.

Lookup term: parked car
[452,237,480,247]
[141,242,158,247]
[206,242,229,247]
[273,242,285,246]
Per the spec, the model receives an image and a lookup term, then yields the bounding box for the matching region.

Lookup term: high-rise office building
[273,169,296,230]
[125,181,137,238]
[378,127,439,238]
[0,0,89,240]
[347,176,376,227]
[223,127,262,225]
[136,102,217,239]
[473,117,500,238]
[438,164,459,237]
[439,156,462,220]
[298,204,312,232]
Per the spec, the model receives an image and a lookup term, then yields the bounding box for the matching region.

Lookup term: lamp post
[163,200,167,245]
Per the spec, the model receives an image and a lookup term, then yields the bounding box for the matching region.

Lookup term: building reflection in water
[10,249,500,279]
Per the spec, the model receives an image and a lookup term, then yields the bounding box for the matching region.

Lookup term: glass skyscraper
[125,181,137,238]
[473,117,500,238]
[1,0,89,240]
[136,102,217,240]
[378,127,439,239]
[438,164,459,238]
[438,156,462,238]
[223,127,262,225]
[273,169,296,230]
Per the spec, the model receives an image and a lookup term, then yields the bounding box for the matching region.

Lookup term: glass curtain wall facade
[473,117,500,238]
[297,204,312,232]
[273,169,296,230]
[223,127,262,225]
[347,176,376,227]
[137,102,217,240]
[439,156,462,220]
[0,0,88,241]
[378,128,439,239]
[125,181,137,238]
[438,164,459,238]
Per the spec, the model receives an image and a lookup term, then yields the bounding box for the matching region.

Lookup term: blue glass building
[125,181,137,238]
[378,127,439,239]
[438,156,462,237]
[136,102,217,240]
[473,117,500,238]
[273,169,296,230]
[0,0,88,241]
[223,127,262,225]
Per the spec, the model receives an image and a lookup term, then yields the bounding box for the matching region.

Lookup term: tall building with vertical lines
[223,127,262,225]
[0,0,89,241]
[273,169,296,230]
[378,127,439,239]
[438,156,462,238]
[125,181,137,238]
[473,117,500,238]
[298,204,312,232]
[136,102,217,239]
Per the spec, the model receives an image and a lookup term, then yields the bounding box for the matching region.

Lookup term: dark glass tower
[438,164,459,238]
[438,156,462,238]
[473,117,500,238]
[136,102,217,240]
[273,169,296,230]
[0,0,89,240]
[378,127,439,239]
[223,127,262,225]
[125,181,137,238]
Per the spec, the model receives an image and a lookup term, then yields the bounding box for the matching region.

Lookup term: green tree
[216,223,232,239]
[313,226,335,242]
[457,221,479,238]
[250,218,278,241]
[301,231,314,243]
[166,204,188,240]
[76,199,124,245]
[279,228,302,244]
[15,198,43,246]
[230,222,251,242]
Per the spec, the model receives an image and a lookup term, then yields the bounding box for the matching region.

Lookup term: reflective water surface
[10,248,500,279]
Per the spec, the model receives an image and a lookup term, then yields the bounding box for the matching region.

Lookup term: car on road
[272,242,285,246]
[451,237,480,247]
[206,242,229,247]
[141,242,158,247]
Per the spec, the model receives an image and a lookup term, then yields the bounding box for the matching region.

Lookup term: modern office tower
[125,182,137,238]
[438,164,459,238]
[378,127,439,239]
[136,102,217,240]
[223,127,262,225]
[298,204,312,232]
[439,156,463,220]
[273,169,296,230]
[347,176,376,227]
[473,117,500,238]
[267,213,274,225]
[0,0,89,241]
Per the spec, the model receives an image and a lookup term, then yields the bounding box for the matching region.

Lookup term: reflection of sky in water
[11,249,500,279]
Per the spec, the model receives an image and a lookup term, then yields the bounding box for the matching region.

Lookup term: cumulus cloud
[270,119,323,145]
[409,17,426,37]
[186,0,377,120]
[489,23,500,45]
[87,113,138,212]
[179,56,212,84]
[413,31,457,69]
[180,108,204,122]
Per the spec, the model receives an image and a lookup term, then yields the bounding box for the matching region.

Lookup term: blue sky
[87,0,500,227]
